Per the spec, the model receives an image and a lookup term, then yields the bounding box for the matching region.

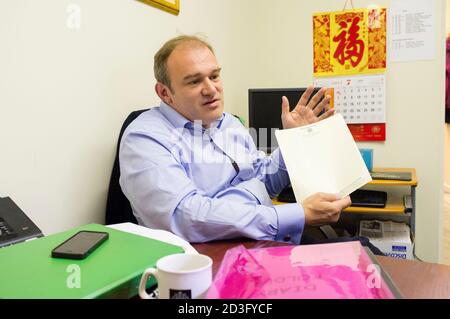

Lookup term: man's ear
[155,82,173,105]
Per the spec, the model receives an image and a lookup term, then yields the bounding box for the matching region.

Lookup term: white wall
[446,129,450,189]
[446,0,450,189]
[0,0,251,235]
[1,0,447,262]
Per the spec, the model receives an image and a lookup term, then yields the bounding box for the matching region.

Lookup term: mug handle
[139,268,158,299]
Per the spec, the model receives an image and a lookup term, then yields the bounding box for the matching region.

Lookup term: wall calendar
[314,74,386,141]
[314,74,385,124]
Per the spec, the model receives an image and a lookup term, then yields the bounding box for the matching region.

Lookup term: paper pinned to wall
[390,0,436,62]
[275,114,372,202]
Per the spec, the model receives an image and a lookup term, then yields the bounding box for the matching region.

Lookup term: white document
[107,222,198,254]
[275,114,372,202]
[360,221,412,244]
[390,0,436,62]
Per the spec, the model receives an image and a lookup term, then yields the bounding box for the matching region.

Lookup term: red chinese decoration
[333,16,365,68]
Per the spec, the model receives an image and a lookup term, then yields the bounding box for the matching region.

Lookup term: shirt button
[283,235,291,242]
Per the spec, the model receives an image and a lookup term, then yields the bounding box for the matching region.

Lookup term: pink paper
[206,245,270,299]
[207,241,396,299]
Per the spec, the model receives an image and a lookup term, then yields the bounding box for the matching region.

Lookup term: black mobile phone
[51,230,109,260]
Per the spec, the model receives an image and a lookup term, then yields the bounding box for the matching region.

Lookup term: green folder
[0,223,184,298]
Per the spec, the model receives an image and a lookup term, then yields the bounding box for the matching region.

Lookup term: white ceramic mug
[139,253,212,299]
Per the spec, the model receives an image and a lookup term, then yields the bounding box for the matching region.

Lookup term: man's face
[157,44,224,127]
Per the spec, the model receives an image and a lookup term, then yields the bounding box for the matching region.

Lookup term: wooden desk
[194,239,450,299]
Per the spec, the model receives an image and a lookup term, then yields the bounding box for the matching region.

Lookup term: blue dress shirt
[119,102,305,244]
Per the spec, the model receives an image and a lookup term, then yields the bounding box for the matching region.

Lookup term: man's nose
[201,78,217,96]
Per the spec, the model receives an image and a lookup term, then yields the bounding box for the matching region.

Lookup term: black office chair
[105,108,150,225]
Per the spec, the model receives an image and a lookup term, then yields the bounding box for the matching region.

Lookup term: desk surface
[193,239,450,299]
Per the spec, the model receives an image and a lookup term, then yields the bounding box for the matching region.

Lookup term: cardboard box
[359,220,414,260]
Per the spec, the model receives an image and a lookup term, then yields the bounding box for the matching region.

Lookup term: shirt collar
[159,101,191,128]
[159,101,225,131]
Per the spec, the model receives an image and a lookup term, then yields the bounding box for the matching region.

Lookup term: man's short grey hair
[154,35,215,90]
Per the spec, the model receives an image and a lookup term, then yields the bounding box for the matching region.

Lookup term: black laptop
[349,189,387,208]
[0,197,43,248]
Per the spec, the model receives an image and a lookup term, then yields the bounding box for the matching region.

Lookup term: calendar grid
[315,74,386,124]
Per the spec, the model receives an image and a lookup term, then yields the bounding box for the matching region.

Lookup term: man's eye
[188,80,199,85]
[210,75,219,80]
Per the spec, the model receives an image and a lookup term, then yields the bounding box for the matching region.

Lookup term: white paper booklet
[275,114,372,202]
[107,222,198,254]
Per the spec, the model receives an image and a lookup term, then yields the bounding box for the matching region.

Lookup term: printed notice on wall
[390,0,435,62]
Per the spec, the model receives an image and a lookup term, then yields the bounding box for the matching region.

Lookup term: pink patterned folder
[207,241,399,299]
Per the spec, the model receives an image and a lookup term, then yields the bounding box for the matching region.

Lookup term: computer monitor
[248,88,321,153]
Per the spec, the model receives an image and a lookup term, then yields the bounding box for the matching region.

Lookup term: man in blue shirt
[119,35,351,244]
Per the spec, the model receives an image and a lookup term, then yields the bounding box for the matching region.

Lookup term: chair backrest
[105,109,149,225]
